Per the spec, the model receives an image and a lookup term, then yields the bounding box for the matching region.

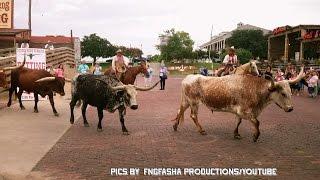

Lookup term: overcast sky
[14,0,319,55]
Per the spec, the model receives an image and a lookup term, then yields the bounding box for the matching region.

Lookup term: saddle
[216,64,236,77]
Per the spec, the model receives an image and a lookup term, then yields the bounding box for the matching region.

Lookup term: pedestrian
[78,60,90,74]
[145,64,153,87]
[264,65,273,78]
[54,64,64,78]
[44,40,54,50]
[307,71,319,98]
[20,40,29,48]
[275,68,284,82]
[93,62,102,75]
[159,64,168,90]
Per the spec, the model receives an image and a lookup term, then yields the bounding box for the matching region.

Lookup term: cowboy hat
[116,49,123,54]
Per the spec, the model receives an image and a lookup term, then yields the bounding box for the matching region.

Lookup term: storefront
[268,25,320,63]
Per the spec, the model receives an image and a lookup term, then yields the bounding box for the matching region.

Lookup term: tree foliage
[226,30,268,59]
[81,33,143,63]
[157,29,194,62]
[81,33,116,62]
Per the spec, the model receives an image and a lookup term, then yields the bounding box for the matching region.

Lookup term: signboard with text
[0,0,13,29]
[16,48,47,101]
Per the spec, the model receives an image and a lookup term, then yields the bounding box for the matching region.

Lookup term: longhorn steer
[173,67,304,142]
[70,74,159,134]
[7,66,66,116]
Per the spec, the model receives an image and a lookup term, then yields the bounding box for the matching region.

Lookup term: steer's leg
[48,92,59,116]
[34,93,39,113]
[234,117,242,139]
[7,86,15,107]
[97,106,103,132]
[250,118,260,142]
[81,102,89,127]
[17,89,25,110]
[69,93,79,124]
[118,107,129,135]
[173,101,189,131]
[190,103,206,135]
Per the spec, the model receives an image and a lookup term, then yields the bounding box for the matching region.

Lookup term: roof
[0,29,30,36]
[30,35,78,44]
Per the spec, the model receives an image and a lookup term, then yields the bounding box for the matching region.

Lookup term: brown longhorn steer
[173,66,304,142]
[104,61,148,85]
[7,67,66,116]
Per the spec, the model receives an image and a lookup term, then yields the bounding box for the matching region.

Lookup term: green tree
[81,33,116,63]
[226,30,269,59]
[157,29,194,62]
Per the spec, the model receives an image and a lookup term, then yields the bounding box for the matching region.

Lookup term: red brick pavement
[32,77,320,179]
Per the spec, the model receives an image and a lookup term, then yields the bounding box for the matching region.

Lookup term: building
[0,29,31,49]
[268,25,320,62]
[200,22,270,53]
[30,35,78,49]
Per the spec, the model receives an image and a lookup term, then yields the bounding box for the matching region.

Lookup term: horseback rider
[112,49,130,79]
[221,46,239,76]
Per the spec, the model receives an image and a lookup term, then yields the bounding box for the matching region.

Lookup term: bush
[236,48,253,64]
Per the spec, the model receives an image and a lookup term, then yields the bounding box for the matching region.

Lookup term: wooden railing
[0,47,76,89]
[0,48,16,57]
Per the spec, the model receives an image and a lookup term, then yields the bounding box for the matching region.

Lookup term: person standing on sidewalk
[159,64,168,90]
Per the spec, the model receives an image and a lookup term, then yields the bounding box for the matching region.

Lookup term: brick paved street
[32,77,320,179]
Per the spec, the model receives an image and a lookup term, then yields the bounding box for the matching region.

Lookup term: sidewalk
[0,90,80,179]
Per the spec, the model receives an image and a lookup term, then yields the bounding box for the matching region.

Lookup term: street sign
[0,0,13,29]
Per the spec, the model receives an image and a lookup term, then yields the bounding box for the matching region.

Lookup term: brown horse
[215,61,259,77]
[104,61,149,85]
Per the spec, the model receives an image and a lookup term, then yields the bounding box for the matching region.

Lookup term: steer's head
[35,77,66,96]
[110,81,160,110]
[95,78,160,110]
[268,66,304,112]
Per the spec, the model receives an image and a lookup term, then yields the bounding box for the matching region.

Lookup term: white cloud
[13,0,320,55]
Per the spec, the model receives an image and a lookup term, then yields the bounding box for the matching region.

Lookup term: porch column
[299,41,304,62]
[268,37,271,61]
[284,33,289,62]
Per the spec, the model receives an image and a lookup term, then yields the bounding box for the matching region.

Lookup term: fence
[0,47,76,90]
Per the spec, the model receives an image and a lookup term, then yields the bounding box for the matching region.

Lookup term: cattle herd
[0,59,305,142]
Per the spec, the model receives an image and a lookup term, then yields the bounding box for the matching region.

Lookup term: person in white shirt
[144,64,153,87]
[112,49,130,79]
[218,46,239,76]
[307,71,319,98]
[44,40,54,50]
[20,41,29,48]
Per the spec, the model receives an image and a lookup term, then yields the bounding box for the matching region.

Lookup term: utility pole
[209,25,214,72]
[28,0,32,31]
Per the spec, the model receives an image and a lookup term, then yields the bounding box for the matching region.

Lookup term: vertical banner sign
[0,0,13,29]
[16,48,47,101]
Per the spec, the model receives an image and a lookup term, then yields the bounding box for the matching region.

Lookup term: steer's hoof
[200,131,207,135]
[234,134,242,140]
[173,124,178,131]
[34,109,39,113]
[97,128,103,132]
[54,113,59,117]
[122,131,129,135]
[21,106,26,110]
[70,120,74,124]
[253,136,259,142]
[84,123,90,127]
[7,103,11,107]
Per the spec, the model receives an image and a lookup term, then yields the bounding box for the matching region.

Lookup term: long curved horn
[288,66,305,84]
[64,78,72,82]
[94,78,126,91]
[134,81,160,91]
[3,54,26,71]
[35,77,56,82]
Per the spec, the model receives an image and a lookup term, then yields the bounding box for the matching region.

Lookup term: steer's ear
[268,83,282,92]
